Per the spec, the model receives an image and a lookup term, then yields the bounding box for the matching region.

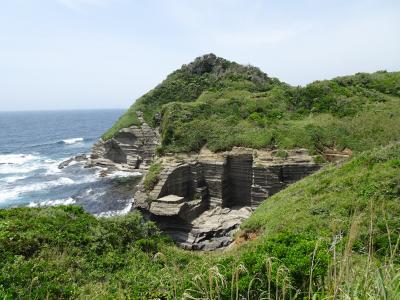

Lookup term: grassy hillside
[1,144,399,299]
[102,54,400,158]
[102,54,281,140]
[157,70,400,155]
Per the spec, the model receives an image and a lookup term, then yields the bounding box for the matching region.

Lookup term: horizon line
[0,107,128,113]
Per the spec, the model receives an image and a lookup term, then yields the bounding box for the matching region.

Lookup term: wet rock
[58,154,87,169]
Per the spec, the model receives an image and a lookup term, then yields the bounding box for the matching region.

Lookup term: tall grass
[183,212,400,300]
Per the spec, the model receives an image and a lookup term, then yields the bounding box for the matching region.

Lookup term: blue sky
[1,0,399,111]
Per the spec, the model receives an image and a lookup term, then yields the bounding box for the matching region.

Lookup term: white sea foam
[56,177,75,185]
[62,137,84,145]
[0,154,39,165]
[44,160,63,175]
[0,190,20,202]
[78,173,98,185]
[95,201,133,218]
[1,175,27,183]
[67,160,79,167]
[28,197,76,207]
[0,156,72,176]
[0,154,42,175]
[84,188,105,197]
[0,163,38,174]
[0,177,76,203]
[43,157,79,175]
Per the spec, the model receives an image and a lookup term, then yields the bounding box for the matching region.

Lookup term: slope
[102,54,400,159]
[1,144,399,298]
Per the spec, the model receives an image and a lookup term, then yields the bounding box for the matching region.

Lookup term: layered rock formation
[134,148,321,250]
[86,112,322,250]
[87,112,159,173]
[84,109,324,250]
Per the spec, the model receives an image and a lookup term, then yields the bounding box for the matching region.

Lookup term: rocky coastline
[81,113,325,250]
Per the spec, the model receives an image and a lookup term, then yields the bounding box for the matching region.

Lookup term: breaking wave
[95,202,133,218]
[61,137,84,145]
[0,154,39,165]
[0,154,42,174]
[0,177,75,203]
[0,155,67,175]
[1,175,27,183]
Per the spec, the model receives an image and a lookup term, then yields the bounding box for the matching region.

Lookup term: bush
[143,163,163,191]
[273,149,289,159]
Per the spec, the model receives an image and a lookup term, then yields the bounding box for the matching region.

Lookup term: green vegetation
[2,55,400,298]
[1,144,399,298]
[241,142,400,241]
[273,149,289,159]
[0,206,194,299]
[143,162,163,191]
[157,72,400,154]
[102,55,400,158]
[102,54,281,140]
[185,143,400,299]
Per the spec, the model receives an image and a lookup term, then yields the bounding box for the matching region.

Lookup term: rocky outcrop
[87,111,329,250]
[87,112,159,173]
[134,147,321,250]
[58,154,87,169]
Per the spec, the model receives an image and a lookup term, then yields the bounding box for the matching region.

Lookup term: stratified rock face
[226,154,253,207]
[134,148,321,250]
[88,113,159,172]
[89,114,322,250]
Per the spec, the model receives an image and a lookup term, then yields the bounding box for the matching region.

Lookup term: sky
[1,0,399,111]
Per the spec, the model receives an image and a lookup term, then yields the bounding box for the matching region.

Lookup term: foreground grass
[210,142,400,299]
[0,207,203,299]
[1,144,400,299]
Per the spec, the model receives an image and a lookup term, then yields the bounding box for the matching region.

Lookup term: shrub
[273,149,289,159]
[143,163,163,191]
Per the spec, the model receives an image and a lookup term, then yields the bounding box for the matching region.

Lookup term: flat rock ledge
[180,206,253,251]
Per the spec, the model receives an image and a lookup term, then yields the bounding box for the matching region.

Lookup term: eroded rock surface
[134,147,321,250]
[87,114,325,250]
[58,154,87,169]
[87,112,159,173]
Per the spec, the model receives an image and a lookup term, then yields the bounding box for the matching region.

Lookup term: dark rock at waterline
[58,154,88,169]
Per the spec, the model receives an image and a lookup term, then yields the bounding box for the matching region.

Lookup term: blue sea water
[0,109,141,215]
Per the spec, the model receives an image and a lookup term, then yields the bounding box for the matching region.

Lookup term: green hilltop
[104,54,400,158]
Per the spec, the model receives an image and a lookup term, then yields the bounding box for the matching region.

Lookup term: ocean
[0,109,142,216]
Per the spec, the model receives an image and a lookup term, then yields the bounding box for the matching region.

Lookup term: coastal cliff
[4,53,400,297]
[88,114,322,249]
[88,112,159,172]
[134,147,320,250]
[88,54,399,249]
